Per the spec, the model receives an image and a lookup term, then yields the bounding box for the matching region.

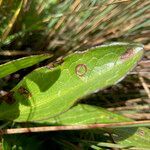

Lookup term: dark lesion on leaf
[121,48,134,60]
[46,56,64,69]
[0,90,15,104]
[75,64,88,77]
[137,129,145,136]
[17,86,32,98]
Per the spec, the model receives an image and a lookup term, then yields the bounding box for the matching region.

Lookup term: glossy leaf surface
[0,43,144,121]
[0,54,51,79]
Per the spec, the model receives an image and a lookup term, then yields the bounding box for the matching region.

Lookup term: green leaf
[0,54,52,78]
[40,104,150,149]
[0,43,143,121]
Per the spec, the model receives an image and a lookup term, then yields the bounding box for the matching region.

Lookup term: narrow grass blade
[1,1,23,41]
[0,54,51,78]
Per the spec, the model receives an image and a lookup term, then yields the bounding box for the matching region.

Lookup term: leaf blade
[0,54,52,78]
[40,104,150,149]
[0,43,144,121]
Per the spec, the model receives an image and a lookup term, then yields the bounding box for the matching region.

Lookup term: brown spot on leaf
[121,49,134,60]
[75,64,87,77]
[138,129,145,136]
[46,56,64,69]
[2,91,15,104]
[18,86,31,98]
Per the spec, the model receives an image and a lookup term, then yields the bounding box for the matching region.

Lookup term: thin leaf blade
[0,54,51,78]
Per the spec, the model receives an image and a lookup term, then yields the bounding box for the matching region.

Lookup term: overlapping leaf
[41,104,150,149]
[0,54,51,78]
